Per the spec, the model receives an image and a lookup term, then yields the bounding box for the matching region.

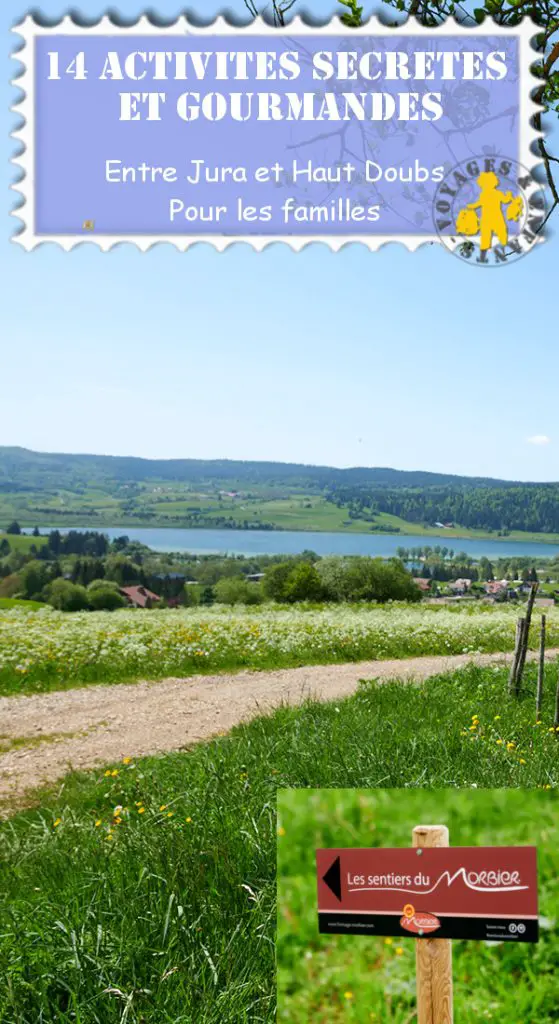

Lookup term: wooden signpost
[413,826,453,1024]
[316,828,538,1023]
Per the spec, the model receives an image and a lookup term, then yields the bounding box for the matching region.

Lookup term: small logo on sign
[400,911,441,935]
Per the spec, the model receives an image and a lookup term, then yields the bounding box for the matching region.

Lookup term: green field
[1,602,556,696]
[4,491,559,544]
[0,598,43,611]
[0,532,48,553]
[277,788,559,1023]
[1,662,558,1023]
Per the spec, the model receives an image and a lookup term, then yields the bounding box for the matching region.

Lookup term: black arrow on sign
[322,856,342,902]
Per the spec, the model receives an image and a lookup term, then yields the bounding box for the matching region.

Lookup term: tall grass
[1,663,558,1022]
[2,603,557,695]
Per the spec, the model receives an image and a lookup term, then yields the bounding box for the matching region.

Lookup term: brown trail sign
[317,827,539,1023]
[316,841,538,943]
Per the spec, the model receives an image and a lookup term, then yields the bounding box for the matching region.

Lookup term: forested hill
[0,446,537,490]
[2,447,559,534]
[328,485,559,534]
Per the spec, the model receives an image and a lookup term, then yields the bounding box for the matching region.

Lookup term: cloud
[527,435,551,446]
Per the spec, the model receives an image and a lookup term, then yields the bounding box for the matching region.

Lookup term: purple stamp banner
[23,27,527,242]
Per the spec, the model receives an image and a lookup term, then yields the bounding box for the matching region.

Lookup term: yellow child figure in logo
[457,171,521,250]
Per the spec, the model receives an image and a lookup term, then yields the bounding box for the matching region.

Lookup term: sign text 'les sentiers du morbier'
[316,846,539,942]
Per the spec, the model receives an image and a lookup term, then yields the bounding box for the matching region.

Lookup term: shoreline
[11,521,559,548]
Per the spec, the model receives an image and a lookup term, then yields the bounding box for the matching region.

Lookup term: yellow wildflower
[122,757,131,765]
[167,812,174,818]
[344,991,353,1000]
[138,807,145,814]
[384,937,393,946]
[111,770,119,777]
[519,759,526,765]
[185,817,192,823]
[395,947,404,956]
[278,826,286,837]
[159,805,167,812]
[95,820,102,827]
[53,819,61,828]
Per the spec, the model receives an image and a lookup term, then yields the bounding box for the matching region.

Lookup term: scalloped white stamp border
[11,14,543,252]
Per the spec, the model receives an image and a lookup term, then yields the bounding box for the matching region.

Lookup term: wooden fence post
[413,825,453,1024]
[536,615,546,720]
[554,665,559,732]
[508,617,524,696]
[515,583,539,694]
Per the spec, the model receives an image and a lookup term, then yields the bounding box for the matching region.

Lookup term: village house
[119,585,161,609]
[413,577,431,593]
[448,578,472,595]
[484,580,508,596]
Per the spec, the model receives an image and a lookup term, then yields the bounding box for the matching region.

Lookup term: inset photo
[277,788,559,1023]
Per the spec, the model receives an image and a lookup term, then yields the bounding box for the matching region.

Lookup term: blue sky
[2,0,558,481]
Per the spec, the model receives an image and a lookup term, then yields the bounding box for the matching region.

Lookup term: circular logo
[403,903,415,919]
[517,923,526,935]
[509,922,518,934]
[433,156,546,267]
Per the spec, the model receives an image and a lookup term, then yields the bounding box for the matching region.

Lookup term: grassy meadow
[1,662,559,1022]
[277,788,559,1023]
[4,494,559,543]
[0,598,43,611]
[0,532,48,553]
[1,602,558,696]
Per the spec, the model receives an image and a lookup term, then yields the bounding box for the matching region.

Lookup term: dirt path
[1,648,555,807]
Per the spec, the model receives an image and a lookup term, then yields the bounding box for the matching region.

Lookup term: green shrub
[282,563,325,603]
[46,578,89,612]
[0,573,22,599]
[87,584,126,611]
[19,560,54,601]
[214,577,263,605]
[318,556,421,603]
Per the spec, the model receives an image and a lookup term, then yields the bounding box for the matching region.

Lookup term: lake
[23,526,559,559]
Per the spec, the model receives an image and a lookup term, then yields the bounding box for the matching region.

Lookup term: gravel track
[1,648,554,807]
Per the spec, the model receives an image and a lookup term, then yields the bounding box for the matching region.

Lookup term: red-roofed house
[484,580,508,596]
[119,585,161,609]
[413,578,431,593]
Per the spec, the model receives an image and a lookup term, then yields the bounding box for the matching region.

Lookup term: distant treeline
[0,446,538,491]
[327,486,559,534]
